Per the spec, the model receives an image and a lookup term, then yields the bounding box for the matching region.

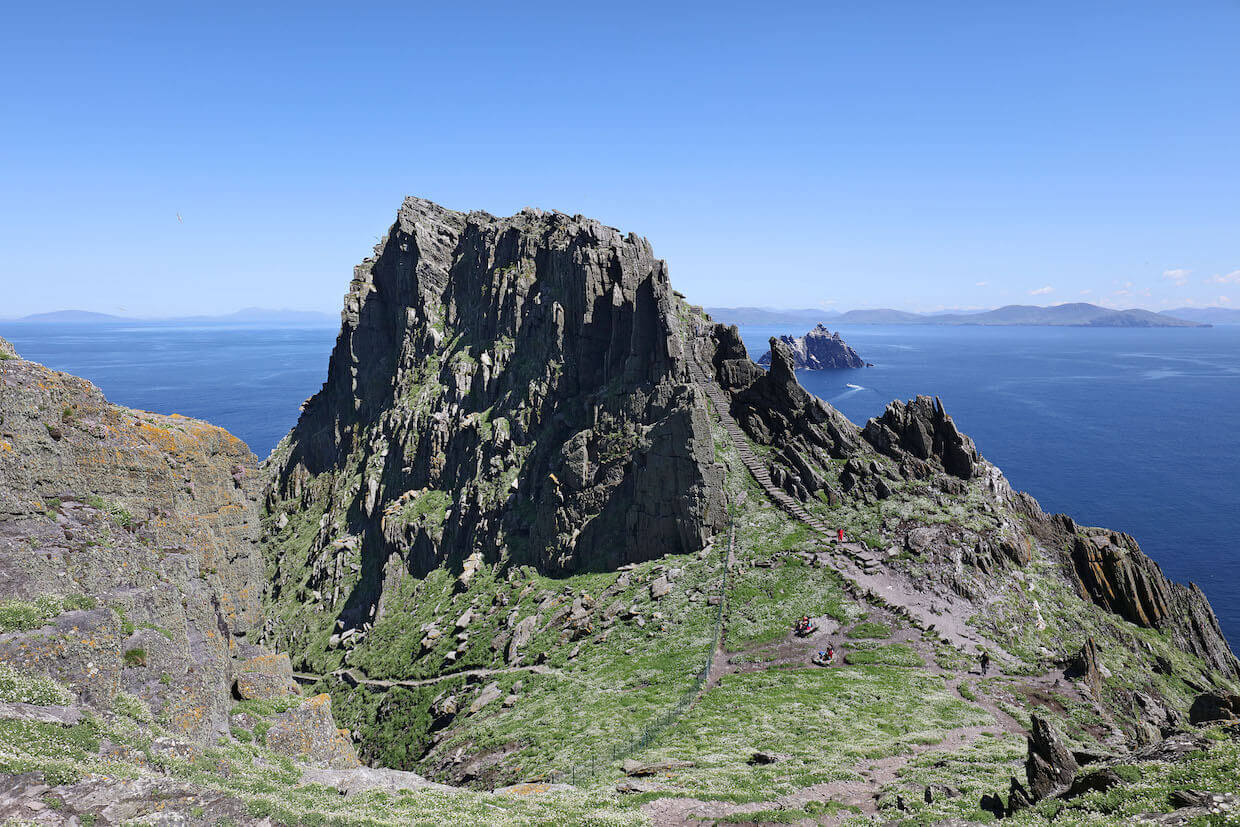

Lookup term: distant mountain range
[13,303,1235,328]
[707,303,1223,328]
[1160,307,1240,325]
[7,308,338,326]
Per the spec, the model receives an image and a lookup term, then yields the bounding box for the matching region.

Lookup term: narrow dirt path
[638,361,1057,825]
[688,358,1015,663]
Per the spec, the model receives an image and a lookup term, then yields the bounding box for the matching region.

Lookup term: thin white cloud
[1079,288,1093,295]
[1210,270,1240,284]
[1162,268,1191,286]
[1028,286,1053,296]
[975,281,988,287]
[1220,295,1232,305]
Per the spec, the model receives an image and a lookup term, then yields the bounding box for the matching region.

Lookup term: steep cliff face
[0,343,264,740]
[1069,528,1236,677]
[264,198,726,641]
[756,323,866,369]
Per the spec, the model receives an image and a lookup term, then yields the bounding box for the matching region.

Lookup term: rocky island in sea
[757,323,869,369]
[0,198,1237,825]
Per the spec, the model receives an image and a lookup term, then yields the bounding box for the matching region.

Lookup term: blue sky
[2,0,1237,316]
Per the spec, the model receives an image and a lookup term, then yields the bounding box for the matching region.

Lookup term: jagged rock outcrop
[862,395,979,479]
[0,344,273,741]
[264,198,727,640]
[1070,530,1237,677]
[708,332,861,500]
[1025,715,1079,800]
[757,324,866,370]
[1064,637,1105,698]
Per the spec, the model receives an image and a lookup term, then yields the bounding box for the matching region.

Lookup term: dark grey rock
[1189,690,1240,725]
[1025,715,1079,800]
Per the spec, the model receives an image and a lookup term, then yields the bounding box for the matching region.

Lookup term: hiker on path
[979,651,991,676]
[837,528,844,542]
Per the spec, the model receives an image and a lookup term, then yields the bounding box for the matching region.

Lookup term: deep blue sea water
[2,321,1237,651]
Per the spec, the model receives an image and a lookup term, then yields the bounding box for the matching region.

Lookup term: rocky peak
[757,323,866,370]
[0,336,16,359]
[861,395,979,479]
[265,197,727,638]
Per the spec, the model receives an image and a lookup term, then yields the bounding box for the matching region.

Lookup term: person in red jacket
[837,528,844,542]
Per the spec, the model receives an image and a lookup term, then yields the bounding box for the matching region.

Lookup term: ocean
[3,320,1237,651]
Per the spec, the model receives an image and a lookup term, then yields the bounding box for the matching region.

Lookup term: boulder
[650,575,671,599]
[469,682,502,714]
[1062,768,1124,799]
[264,694,360,769]
[1132,731,1210,762]
[1025,715,1078,800]
[300,765,453,795]
[234,652,298,700]
[507,615,539,662]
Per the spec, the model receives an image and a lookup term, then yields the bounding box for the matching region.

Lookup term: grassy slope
[242,301,1238,823]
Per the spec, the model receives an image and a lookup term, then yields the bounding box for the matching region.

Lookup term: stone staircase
[687,359,831,534]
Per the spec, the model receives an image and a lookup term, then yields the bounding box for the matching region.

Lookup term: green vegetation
[843,642,924,668]
[847,621,892,639]
[0,594,97,632]
[633,666,988,801]
[0,664,74,706]
[397,489,450,529]
[85,494,135,528]
[123,648,148,668]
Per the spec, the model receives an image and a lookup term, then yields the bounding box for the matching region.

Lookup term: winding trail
[688,356,1011,662]
[633,358,1049,824]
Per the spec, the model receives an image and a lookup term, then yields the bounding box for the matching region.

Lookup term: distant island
[9,307,339,326]
[708,302,1223,327]
[757,324,868,369]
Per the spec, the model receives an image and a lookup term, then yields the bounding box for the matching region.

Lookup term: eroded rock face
[264,198,727,637]
[1025,715,1079,800]
[1070,531,1237,677]
[0,349,272,741]
[756,324,866,370]
[712,334,862,501]
[862,395,979,479]
[265,693,360,769]
[1188,690,1240,725]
